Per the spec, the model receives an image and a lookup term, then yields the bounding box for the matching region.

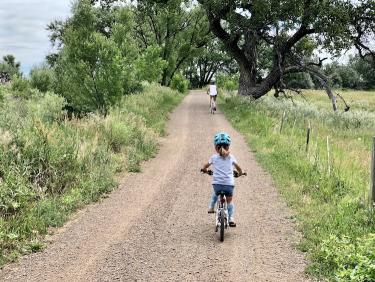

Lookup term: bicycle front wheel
[219,211,225,242]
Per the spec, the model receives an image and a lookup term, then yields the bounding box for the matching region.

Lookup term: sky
[0,0,72,75]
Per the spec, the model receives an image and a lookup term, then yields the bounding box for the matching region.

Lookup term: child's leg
[208,191,218,209]
[227,202,235,219]
[227,197,235,220]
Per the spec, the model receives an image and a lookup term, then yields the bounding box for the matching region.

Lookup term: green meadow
[220,89,375,281]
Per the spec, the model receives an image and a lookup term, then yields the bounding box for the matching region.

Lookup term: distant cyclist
[207,80,217,111]
[201,132,244,227]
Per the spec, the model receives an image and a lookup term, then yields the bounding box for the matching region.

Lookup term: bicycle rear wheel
[219,211,225,242]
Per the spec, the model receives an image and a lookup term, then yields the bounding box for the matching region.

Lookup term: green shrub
[319,234,375,281]
[0,86,4,103]
[216,73,239,91]
[11,75,29,92]
[135,45,167,83]
[11,75,39,99]
[0,83,183,266]
[170,74,189,93]
[27,92,67,123]
[30,65,55,93]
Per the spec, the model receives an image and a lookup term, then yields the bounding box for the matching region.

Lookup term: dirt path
[0,91,309,281]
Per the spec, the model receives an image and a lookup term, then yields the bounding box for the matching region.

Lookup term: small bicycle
[201,169,246,242]
[209,96,217,114]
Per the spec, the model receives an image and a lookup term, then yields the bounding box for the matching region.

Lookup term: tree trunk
[238,67,256,96]
[238,68,281,98]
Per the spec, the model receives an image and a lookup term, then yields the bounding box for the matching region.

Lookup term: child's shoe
[229,217,236,227]
[207,207,215,213]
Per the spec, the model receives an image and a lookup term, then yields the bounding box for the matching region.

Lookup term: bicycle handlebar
[200,169,247,178]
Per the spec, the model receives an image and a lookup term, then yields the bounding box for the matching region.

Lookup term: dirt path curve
[0,91,310,281]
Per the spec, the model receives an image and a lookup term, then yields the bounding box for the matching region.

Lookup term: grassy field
[0,83,183,267]
[219,89,375,281]
[293,89,375,112]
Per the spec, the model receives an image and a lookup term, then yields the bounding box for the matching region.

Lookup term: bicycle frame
[209,96,216,114]
[215,193,228,240]
[200,169,246,242]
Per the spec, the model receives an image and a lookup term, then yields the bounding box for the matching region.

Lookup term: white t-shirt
[209,154,237,186]
[209,85,217,96]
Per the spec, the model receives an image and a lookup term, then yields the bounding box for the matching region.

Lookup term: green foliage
[199,0,374,98]
[219,91,375,281]
[54,1,138,115]
[10,75,40,99]
[350,56,375,90]
[135,45,167,83]
[0,84,183,266]
[185,39,236,88]
[30,65,55,93]
[134,1,210,86]
[0,86,4,103]
[0,55,21,77]
[319,234,375,281]
[284,72,315,89]
[337,67,360,89]
[325,56,375,90]
[11,75,30,92]
[170,73,189,93]
[216,73,239,91]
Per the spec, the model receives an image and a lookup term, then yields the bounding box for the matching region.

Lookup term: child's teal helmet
[214,132,231,145]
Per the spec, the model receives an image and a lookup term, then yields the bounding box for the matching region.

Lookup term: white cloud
[0,0,72,74]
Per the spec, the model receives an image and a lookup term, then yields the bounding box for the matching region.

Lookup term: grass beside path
[0,83,184,267]
[219,91,375,281]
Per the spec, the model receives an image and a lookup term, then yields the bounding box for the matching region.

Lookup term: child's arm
[201,162,211,173]
[233,162,243,176]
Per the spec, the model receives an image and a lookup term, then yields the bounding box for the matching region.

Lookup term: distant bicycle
[201,169,246,242]
[209,97,216,114]
[207,81,217,114]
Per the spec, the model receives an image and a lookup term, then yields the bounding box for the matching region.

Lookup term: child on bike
[207,80,217,111]
[201,132,243,227]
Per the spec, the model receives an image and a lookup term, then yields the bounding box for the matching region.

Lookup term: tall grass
[0,83,183,266]
[219,91,375,281]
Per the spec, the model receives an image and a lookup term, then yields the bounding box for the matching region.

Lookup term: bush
[0,86,4,103]
[27,92,67,123]
[319,234,375,281]
[170,74,189,93]
[135,45,167,83]
[0,83,183,266]
[284,72,315,89]
[216,73,239,91]
[11,75,39,99]
[30,65,55,93]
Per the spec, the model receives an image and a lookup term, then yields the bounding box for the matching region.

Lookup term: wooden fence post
[371,137,375,207]
[306,121,311,153]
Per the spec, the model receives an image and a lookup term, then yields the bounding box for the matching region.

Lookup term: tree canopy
[198,0,375,108]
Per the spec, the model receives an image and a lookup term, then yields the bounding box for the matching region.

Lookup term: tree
[3,55,20,70]
[186,39,236,88]
[133,0,211,86]
[47,0,120,65]
[351,56,375,90]
[30,64,55,93]
[198,0,375,110]
[54,0,134,115]
[0,54,21,79]
[134,45,167,83]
